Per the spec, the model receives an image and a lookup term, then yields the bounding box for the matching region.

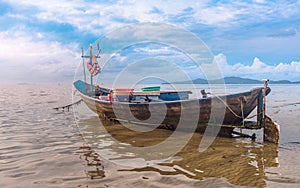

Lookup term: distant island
[167,76,300,84]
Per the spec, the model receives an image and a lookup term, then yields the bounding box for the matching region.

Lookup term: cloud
[214,53,300,81]
[268,28,297,38]
[253,0,266,4]
[0,29,80,83]
[2,0,300,43]
[3,0,300,29]
[149,6,164,14]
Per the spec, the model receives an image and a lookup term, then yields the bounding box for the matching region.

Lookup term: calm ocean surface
[0,83,299,187]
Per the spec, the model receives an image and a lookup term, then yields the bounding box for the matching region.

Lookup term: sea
[0,83,299,188]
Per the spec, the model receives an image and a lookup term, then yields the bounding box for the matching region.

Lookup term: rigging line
[209,93,244,119]
[209,92,263,120]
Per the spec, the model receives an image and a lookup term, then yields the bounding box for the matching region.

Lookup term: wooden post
[262,79,280,144]
[257,89,263,128]
[263,79,268,123]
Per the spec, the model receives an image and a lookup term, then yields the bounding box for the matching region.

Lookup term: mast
[89,44,93,86]
[81,47,87,82]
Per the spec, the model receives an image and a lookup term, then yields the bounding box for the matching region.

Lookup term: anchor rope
[53,99,83,111]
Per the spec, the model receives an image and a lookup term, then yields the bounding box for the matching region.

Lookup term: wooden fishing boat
[73,44,274,138]
[74,79,270,134]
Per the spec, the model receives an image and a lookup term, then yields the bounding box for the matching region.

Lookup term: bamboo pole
[263,79,268,122]
[262,79,280,144]
[90,44,93,86]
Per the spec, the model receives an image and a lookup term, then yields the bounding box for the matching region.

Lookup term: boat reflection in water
[133,134,279,187]
[77,116,279,187]
[77,145,105,180]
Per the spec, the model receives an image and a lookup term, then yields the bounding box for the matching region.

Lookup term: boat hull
[74,81,270,133]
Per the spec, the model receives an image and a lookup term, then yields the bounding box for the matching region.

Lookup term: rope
[247,111,263,119]
[209,93,260,120]
[210,94,244,119]
[53,99,83,112]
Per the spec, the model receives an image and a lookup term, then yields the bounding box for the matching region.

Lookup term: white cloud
[214,53,300,81]
[0,29,80,83]
[3,0,300,33]
[134,46,172,55]
[253,0,266,4]
[193,4,242,26]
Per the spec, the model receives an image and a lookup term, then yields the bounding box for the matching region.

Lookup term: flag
[87,55,100,76]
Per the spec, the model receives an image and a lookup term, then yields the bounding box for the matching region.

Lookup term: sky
[0,0,300,83]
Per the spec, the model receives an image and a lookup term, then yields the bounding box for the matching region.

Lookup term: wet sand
[0,84,299,187]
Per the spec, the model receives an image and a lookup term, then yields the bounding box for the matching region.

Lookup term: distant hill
[168,76,300,84]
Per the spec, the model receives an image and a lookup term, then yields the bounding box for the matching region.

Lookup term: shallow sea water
[0,84,299,187]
